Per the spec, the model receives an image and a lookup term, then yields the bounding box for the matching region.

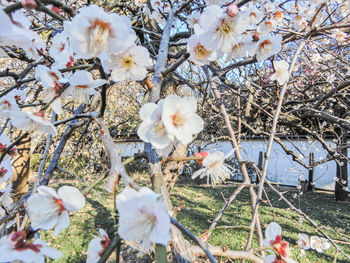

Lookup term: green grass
[39,173,350,263]
[171,185,350,263]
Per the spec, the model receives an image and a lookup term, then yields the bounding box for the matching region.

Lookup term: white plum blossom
[65,5,136,59]
[0,9,45,58]
[293,15,307,31]
[0,158,12,183]
[241,4,264,25]
[226,36,252,61]
[2,110,57,136]
[65,71,106,103]
[105,45,151,82]
[273,11,284,25]
[259,20,277,33]
[49,31,75,69]
[27,185,85,236]
[35,65,69,115]
[297,233,310,254]
[0,231,62,263]
[137,100,174,151]
[135,0,147,6]
[187,34,217,65]
[251,34,282,61]
[0,182,13,212]
[86,229,110,263]
[116,187,170,252]
[270,60,289,85]
[205,0,231,5]
[7,88,27,103]
[310,236,331,253]
[192,151,234,185]
[263,222,297,263]
[0,94,20,113]
[162,95,204,145]
[0,133,17,158]
[187,11,201,29]
[200,9,249,55]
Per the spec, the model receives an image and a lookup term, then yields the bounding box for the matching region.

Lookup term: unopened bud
[21,0,37,10]
[227,3,239,17]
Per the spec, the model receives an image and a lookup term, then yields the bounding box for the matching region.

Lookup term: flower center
[0,167,8,178]
[194,44,211,59]
[53,198,66,214]
[98,235,110,256]
[75,85,89,89]
[122,56,135,70]
[171,111,187,127]
[11,231,43,253]
[209,161,220,169]
[259,39,272,51]
[218,20,232,34]
[270,235,289,258]
[88,19,113,55]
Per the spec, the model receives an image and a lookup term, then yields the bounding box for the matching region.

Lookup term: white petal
[58,185,85,212]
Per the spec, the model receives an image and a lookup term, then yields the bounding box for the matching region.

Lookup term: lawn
[39,173,350,263]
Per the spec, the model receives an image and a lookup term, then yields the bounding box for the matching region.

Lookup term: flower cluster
[137,95,204,156]
[297,233,330,254]
[186,3,284,65]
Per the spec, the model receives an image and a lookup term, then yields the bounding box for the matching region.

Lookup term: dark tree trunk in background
[11,131,31,201]
[308,152,315,192]
[335,129,348,201]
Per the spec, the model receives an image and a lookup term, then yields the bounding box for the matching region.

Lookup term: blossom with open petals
[0,9,44,56]
[49,31,75,69]
[251,34,282,61]
[270,60,289,85]
[0,94,20,113]
[310,236,330,253]
[0,231,61,263]
[162,95,203,145]
[35,65,68,114]
[192,151,234,185]
[200,7,249,55]
[105,45,151,82]
[263,222,296,263]
[86,229,110,263]
[137,100,174,151]
[65,5,136,59]
[297,233,310,254]
[0,158,12,183]
[116,187,170,252]
[27,185,85,236]
[187,34,217,65]
[3,110,57,136]
[0,133,16,157]
[65,71,106,103]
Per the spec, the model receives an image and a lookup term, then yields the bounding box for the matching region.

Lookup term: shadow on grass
[172,185,350,263]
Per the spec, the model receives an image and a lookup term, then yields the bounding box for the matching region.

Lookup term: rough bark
[11,131,31,201]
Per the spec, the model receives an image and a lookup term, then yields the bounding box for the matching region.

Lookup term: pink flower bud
[21,0,37,10]
[227,3,239,17]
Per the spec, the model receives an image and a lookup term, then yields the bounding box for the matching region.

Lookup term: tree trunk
[335,129,348,201]
[11,131,31,202]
